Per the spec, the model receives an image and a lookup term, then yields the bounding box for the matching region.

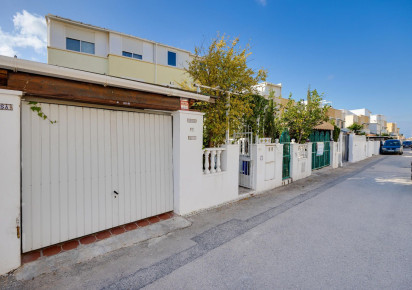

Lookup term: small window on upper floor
[122,51,143,60]
[66,38,95,54]
[168,51,176,66]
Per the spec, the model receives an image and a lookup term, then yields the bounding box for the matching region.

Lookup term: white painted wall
[0,89,22,275]
[156,45,189,69]
[348,135,381,163]
[172,111,239,215]
[48,19,66,49]
[252,144,284,192]
[48,19,109,57]
[109,33,122,55]
[374,141,380,155]
[348,134,367,162]
[331,142,341,169]
[350,108,371,117]
[290,143,312,181]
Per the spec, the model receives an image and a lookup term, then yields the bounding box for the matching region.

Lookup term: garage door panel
[67,106,76,241]
[103,109,112,230]
[75,107,85,238]
[83,108,92,235]
[22,102,173,252]
[31,106,42,249]
[49,104,60,245]
[21,103,32,252]
[58,105,69,242]
[89,108,99,233]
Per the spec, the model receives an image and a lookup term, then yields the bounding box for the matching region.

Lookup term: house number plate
[0,104,13,111]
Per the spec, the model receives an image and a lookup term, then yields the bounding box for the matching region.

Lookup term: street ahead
[3,150,412,289]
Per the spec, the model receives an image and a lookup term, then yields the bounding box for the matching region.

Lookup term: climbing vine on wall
[29,101,57,124]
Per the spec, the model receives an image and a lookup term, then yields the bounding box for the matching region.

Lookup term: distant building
[349,108,371,117]
[387,122,399,136]
[46,14,192,86]
[370,114,387,135]
[348,108,371,134]
[341,109,358,129]
[254,82,288,107]
[327,107,345,129]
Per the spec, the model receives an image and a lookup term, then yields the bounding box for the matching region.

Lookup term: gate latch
[16,217,20,239]
[114,190,119,198]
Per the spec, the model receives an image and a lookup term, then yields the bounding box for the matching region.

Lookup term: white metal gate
[236,132,253,189]
[22,102,173,252]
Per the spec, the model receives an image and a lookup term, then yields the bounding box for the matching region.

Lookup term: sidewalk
[0,155,383,289]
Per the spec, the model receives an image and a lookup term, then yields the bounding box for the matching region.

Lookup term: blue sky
[1,0,411,137]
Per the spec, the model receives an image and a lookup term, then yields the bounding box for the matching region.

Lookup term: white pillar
[0,89,22,275]
[172,110,204,215]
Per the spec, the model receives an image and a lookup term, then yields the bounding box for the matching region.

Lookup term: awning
[313,122,334,131]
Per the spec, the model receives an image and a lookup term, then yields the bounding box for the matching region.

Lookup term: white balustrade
[203,148,226,174]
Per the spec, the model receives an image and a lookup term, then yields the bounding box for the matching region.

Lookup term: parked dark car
[381,139,403,155]
[403,140,412,148]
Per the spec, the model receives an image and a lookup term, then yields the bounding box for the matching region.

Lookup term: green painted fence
[309,130,331,170]
[280,130,291,179]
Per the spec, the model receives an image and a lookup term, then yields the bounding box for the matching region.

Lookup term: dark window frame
[168,51,177,66]
[66,37,95,55]
[122,51,143,60]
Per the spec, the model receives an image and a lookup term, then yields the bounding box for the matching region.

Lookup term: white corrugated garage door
[22,101,173,252]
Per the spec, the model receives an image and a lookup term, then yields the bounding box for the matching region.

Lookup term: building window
[66,38,95,54]
[122,51,143,60]
[168,51,176,66]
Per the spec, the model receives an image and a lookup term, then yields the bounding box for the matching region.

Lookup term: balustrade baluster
[216,149,222,172]
[204,150,210,174]
[210,150,216,173]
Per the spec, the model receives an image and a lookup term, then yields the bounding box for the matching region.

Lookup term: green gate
[309,130,331,170]
[280,130,291,179]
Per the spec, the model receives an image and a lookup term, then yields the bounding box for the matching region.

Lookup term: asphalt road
[3,149,412,289]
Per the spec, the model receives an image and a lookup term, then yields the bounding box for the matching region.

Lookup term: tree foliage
[182,35,267,147]
[347,123,363,134]
[332,124,341,142]
[244,92,281,142]
[280,89,330,144]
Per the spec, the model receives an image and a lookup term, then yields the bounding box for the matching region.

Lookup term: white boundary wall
[252,143,284,192]
[373,141,380,155]
[331,142,342,169]
[172,111,239,215]
[0,89,22,275]
[349,134,367,162]
[349,134,381,163]
[290,143,312,181]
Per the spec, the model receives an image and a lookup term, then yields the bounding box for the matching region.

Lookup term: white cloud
[256,0,267,6]
[0,10,46,58]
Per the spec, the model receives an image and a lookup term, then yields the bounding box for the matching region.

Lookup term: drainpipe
[154,43,157,84]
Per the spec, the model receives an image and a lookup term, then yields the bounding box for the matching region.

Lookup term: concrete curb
[15,216,192,281]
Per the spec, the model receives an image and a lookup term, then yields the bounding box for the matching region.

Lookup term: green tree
[245,94,268,139]
[280,89,330,143]
[263,96,282,141]
[182,35,267,147]
[330,120,341,142]
[347,123,363,134]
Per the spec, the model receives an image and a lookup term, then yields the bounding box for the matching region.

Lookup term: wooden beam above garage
[0,70,181,111]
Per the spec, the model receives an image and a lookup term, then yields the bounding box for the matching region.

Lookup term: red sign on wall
[180,99,189,110]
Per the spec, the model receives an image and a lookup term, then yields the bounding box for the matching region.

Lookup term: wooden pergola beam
[0,70,181,111]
